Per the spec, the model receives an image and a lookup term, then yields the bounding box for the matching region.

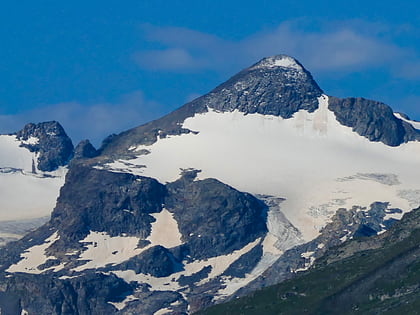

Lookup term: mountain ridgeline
[0,55,419,314]
[98,55,419,158]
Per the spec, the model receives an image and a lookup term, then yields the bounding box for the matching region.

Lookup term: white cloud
[133,20,419,78]
[0,91,167,147]
[134,48,204,71]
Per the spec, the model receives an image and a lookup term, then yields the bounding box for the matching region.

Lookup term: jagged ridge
[15,121,74,172]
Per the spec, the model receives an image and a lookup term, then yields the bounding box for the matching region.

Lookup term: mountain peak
[15,121,74,171]
[250,55,303,71]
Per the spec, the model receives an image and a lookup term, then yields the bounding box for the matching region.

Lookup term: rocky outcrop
[73,140,98,159]
[200,55,323,117]
[0,272,130,315]
[328,97,420,146]
[49,163,166,247]
[16,121,74,171]
[165,170,268,260]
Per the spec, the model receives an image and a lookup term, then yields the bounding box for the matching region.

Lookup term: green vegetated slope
[200,207,420,315]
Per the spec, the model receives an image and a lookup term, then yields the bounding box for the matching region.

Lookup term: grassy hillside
[200,207,420,315]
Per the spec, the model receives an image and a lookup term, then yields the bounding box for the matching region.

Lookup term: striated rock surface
[328,97,420,146]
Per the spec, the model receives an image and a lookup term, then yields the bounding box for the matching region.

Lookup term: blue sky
[0,1,419,145]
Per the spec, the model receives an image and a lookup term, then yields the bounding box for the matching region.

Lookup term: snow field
[106,95,420,241]
[0,135,67,223]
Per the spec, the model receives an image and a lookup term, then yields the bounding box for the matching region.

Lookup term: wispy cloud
[133,20,419,78]
[0,91,167,147]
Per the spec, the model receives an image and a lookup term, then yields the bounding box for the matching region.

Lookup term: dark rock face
[198,56,323,118]
[328,97,420,146]
[223,243,263,278]
[73,140,98,159]
[15,121,74,171]
[117,245,183,278]
[0,272,130,315]
[49,164,166,247]
[165,171,268,260]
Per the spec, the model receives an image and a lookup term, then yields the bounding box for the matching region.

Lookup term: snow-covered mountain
[0,55,419,315]
[0,122,73,245]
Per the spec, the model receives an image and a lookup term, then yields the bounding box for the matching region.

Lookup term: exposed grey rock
[195,55,323,117]
[328,97,420,146]
[49,163,166,249]
[73,139,98,159]
[116,245,183,278]
[223,244,263,278]
[15,121,74,171]
[0,272,130,315]
[165,170,268,260]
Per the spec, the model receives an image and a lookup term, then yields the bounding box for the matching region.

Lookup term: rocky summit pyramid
[0,55,420,314]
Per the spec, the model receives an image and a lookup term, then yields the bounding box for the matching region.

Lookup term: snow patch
[73,232,144,272]
[153,308,172,315]
[0,169,66,222]
[251,55,303,71]
[59,275,80,280]
[147,209,183,248]
[394,113,420,130]
[74,209,183,271]
[0,135,34,171]
[113,238,260,291]
[108,295,139,311]
[6,232,64,274]
[21,136,39,145]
